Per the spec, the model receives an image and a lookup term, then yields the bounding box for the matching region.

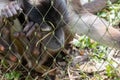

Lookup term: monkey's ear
[42,27,65,51]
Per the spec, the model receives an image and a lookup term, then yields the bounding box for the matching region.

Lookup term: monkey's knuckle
[11,1,17,5]
[9,4,13,9]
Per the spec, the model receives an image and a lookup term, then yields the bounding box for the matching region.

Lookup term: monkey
[1,0,120,73]
[0,0,69,70]
[1,0,68,48]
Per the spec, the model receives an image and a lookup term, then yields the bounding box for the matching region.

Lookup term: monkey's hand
[1,1,22,19]
[15,21,52,37]
[13,21,38,37]
[23,22,38,37]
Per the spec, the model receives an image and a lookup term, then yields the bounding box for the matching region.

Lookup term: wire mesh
[0,0,120,80]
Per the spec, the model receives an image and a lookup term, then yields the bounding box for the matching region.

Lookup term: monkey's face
[23,0,68,26]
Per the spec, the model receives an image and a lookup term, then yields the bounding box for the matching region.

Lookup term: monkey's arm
[69,13,120,48]
[68,0,120,49]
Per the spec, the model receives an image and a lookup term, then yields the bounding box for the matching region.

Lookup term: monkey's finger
[14,32,25,38]
[12,1,22,12]
[9,3,17,15]
[5,6,13,17]
[23,22,34,32]
[9,55,18,62]
[26,24,36,37]
[1,9,9,18]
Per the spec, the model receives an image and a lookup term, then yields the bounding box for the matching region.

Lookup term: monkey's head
[18,0,69,51]
[22,0,69,29]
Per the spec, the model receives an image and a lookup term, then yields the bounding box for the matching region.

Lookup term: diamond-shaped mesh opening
[0,0,120,80]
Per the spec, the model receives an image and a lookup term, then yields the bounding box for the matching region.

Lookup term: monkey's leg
[0,22,21,63]
[22,22,37,37]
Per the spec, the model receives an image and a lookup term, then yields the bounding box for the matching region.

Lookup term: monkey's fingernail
[17,8,23,14]
[23,22,34,32]
[9,55,17,62]
[0,44,5,52]
[1,9,9,18]
[19,32,26,37]
[26,26,36,37]
[33,48,40,56]
[14,32,20,37]
[14,32,25,37]
[13,1,19,8]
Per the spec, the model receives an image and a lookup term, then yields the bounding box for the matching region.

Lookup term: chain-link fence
[0,0,120,80]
